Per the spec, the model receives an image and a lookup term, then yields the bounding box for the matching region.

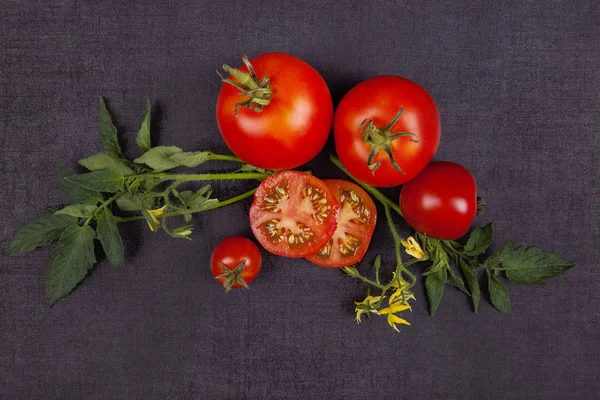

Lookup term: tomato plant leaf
[179,185,218,211]
[56,164,103,204]
[45,224,97,306]
[96,209,124,266]
[459,259,481,312]
[3,209,77,254]
[133,146,183,171]
[446,266,469,295]
[169,151,211,168]
[487,270,511,313]
[133,146,213,172]
[464,223,494,256]
[54,204,98,218]
[136,101,151,154]
[65,170,125,192]
[99,96,122,158]
[501,245,574,285]
[78,153,135,176]
[425,268,446,316]
[115,192,144,211]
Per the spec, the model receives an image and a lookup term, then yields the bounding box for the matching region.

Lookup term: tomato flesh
[210,236,262,290]
[400,162,477,240]
[217,53,333,170]
[250,171,340,258]
[306,180,377,268]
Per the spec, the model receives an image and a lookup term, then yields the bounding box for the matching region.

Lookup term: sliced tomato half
[249,171,340,258]
[306,179,377,268]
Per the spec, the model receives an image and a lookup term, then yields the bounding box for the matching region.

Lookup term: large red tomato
[216,53,333,170]
[306,180,377,268]
[334,76,440,187]
[399,162,477,240]
[249,171,340,258]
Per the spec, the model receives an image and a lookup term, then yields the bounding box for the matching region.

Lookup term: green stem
[384,203,417,288]
[84,192,125,226]
[131,171,271,182]
[115,187,257,223]
[205,153,244,163]
[329,154,403,217]
[351,273,385,290]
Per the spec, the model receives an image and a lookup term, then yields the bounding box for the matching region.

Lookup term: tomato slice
[249,171,340,258]
[306,180,377,268]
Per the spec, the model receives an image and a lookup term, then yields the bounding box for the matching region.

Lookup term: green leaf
[78,153,134,176]
[54,204,98,218]
[464,223,494,256]
[501,245,575,285]
[425,269,446,316]
[99,96,122,157]
[169,151,211,168]
[45,224,97,306]
[179,185,218,210]
[460,259,481,312]
[97,209,124,266]
[133,146,182,171]
[136,101,151,154]
[487,270,511,313]
[446,267,469,295]
[65,170,125,192]
[133,146,212,172]
[115,192,144,211]
[56,164,103,204]
[4,209,77,254]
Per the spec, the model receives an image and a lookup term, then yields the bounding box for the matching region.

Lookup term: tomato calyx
[218,54,273,115]
[215,260,249,292]
[360,108,420,175]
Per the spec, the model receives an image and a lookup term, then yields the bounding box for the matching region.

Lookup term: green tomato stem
[329,154,403,217]
[132,171,271,182]
[83,191,125,226]
[115,187,257,223]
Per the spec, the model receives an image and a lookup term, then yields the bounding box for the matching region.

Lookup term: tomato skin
[306,180,377,268]
[249,171,340,258]
[210,236,262,290]
[217,53,333,170]
[399,162,477,240]
[334,76,440,187]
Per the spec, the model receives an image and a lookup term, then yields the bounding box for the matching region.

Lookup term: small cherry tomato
[216,53,333,170]
[334,75,441,187]
[399,162,477,240]
[210,236,262,291]
[249,171,340,258]
[306,180,377,268]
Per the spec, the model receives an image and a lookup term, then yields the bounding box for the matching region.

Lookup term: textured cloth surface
[1,1,599,399]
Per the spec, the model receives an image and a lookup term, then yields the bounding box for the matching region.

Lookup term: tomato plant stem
[83,192,125,226]
[115,187,257,223]
[329,154,403,217]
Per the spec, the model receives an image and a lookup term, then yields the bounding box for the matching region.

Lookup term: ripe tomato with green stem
[306,180,377,268]
[210,236,262,292]
[399,161,478,240]
[249,171,340,258]
[216,53,333,170]
[334,75,441,187]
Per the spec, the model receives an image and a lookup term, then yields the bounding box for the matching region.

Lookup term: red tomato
[334,76,440,187]
[216,53,333,170]
[306,180,377,268]
[210,236,262,291]
[249,171,340,258]
[400,162,477,240]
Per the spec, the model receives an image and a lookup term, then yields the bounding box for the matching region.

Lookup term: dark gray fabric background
[1,1,599,399]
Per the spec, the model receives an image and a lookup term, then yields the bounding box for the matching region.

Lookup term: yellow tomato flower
[377,303,411,331]
[401,236,426,260]
[354,295,382,323]
[145,205,167,231]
